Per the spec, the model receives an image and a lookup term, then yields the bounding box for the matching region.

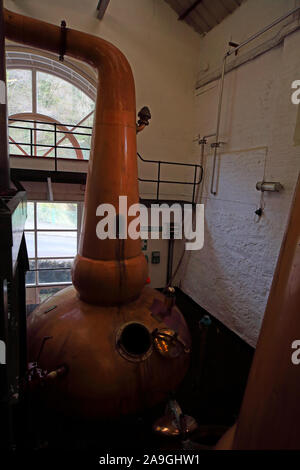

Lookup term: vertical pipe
[210,55,227,196]
[157,161,161,200]
[0,0,10,194]
[192,165,197,204]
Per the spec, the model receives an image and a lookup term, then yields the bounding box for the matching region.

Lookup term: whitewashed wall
[181,0,300,347]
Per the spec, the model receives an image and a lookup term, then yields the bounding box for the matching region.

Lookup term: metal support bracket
[59,20,67,62]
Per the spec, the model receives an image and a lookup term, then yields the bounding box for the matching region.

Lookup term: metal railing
[9,118,91,171]
[9,118,203,204]
[137,152,203,204]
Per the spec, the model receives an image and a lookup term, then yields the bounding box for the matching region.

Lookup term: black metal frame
[9,118,203,204]
[0,188,28,449]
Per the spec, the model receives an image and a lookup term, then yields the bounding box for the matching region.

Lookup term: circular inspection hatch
[116,321,153,362]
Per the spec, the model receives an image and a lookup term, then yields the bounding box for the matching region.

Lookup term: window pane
[38,269,71,285]
[37,203,77,229]
[9,121,33,156]
[37,71,94,126]
[9,143,31,156]
[57,146,78,160]
[33,123,54,157]
[37,231,77,257]
[7,69,32,115]
[37,259,73,285]
[25,232,35,258]
[26,260,36,286]
[38,286,64,303]
[38,259,73,269]
[25,202,35,230]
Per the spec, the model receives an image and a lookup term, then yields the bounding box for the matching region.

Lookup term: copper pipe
[4,7,147,304]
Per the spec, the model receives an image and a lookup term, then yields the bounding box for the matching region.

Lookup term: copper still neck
[4,8,148,305]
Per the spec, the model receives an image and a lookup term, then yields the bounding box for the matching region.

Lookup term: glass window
[25,202,35,230]
[38,286,63,303]
[26,260,36,286]
[37,259,73,284]
[35,123,55,157]
[37,259,73,269]
[7,67,94,161]
[37,202,77,229]
[9,121,32,156]
[25,231,35,258]
[24,202,80,293]
[7,69,32,115]
[38,269,71,285]
[37,71,94,126]
[37,231,77,258]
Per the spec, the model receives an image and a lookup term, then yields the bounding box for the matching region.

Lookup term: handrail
[9,118,203,204]
[137,152,203,203]
[9,117,92,131]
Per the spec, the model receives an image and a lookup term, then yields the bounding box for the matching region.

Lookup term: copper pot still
[3,8,191,419]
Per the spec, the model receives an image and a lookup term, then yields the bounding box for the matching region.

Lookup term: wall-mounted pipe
[194,133,216,203]
[3,7,147,305]
[210,55,227,196]
[227,5,300,58]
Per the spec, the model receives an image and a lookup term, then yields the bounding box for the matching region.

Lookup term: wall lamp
[256,181,283,192]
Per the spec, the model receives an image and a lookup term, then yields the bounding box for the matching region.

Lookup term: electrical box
[151,251,160,264]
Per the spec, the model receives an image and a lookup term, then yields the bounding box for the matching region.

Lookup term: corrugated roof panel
[212,0,232,19]
[195,2,219,29]
[187,10,209,33]
[220,0,239,13]
[164,0,244,35]
[201,0,226,24]
[185,15,206,34]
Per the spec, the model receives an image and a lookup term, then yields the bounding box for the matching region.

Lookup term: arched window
[6,49,97,301]
[6,49,96,160]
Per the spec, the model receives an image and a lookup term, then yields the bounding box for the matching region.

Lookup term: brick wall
[181,3,300,347]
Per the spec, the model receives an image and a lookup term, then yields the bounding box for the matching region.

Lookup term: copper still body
[3,8,191,419]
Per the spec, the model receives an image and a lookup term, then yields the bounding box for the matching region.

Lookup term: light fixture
[256,181,283,192]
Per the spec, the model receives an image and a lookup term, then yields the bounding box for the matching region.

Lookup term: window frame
[7,66,95,160]
[25,201,83,289]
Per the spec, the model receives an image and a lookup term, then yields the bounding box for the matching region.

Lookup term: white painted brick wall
[181,26,300,347]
